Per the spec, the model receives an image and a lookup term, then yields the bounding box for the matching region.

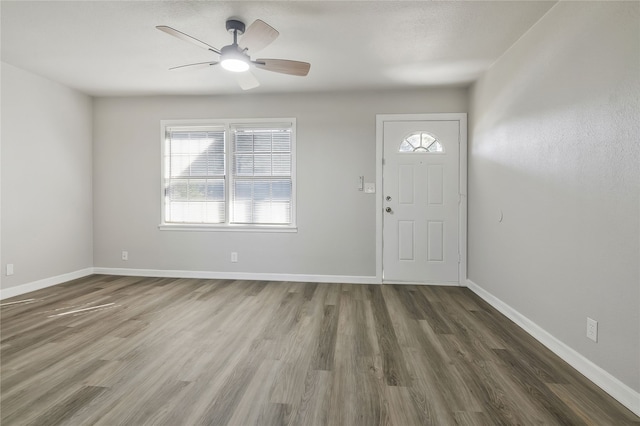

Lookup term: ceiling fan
[156,19,311,90]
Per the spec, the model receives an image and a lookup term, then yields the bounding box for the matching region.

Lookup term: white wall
[1,62,94,291]
[469,1,639,395]
[93,89,467,278]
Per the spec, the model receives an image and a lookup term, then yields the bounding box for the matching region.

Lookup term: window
[161,119,296,231]
[164,126,226,224]
[399,131,443,153]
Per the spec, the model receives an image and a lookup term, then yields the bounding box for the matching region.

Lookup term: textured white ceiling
[1,1,556,96]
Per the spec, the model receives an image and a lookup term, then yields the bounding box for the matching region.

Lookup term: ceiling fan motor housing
[220,44,250,61]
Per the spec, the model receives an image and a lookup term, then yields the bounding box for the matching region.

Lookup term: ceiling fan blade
[169,61,219,71]
[235,70,260,91]
[156,25,221,54]
[254,59,310,76]
[239,20,279,54]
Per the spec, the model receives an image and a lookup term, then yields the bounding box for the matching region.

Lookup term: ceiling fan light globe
[221,58,250,72]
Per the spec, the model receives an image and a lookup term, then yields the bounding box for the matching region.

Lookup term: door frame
[375,113,467,285]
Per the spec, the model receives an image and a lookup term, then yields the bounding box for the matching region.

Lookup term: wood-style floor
[1,275,638,426]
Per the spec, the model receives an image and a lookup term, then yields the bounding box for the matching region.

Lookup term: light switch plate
[6,264,14,276]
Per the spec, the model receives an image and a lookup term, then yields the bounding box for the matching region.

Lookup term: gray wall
[1,62,94,290]
[468,2,639,391]
[93,89,467,277]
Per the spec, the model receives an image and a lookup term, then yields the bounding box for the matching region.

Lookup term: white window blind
[164,127,226,224]
[231,125,292,224]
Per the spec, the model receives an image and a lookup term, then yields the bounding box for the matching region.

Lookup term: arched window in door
[399,132,443,153]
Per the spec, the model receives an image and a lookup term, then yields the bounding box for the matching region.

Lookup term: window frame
[159,118,297,232]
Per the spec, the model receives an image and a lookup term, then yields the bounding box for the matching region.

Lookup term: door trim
[376,113,467,285]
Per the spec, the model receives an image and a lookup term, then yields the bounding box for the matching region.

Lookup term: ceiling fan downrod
[226,19,245,45]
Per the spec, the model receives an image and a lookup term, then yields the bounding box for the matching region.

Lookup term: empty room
[1,1,638,425]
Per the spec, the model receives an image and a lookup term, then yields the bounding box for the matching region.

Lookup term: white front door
[382,118,461,284]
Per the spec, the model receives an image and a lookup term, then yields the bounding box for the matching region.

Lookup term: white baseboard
[92,267,379,285]
[382,280,462,286]
[0,266,378,301]
[465,279,640,417]
[0,268,94,300]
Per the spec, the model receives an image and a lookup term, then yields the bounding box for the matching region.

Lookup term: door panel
[398,220,415,260]
[382,120,460,283]
[427,165,444,205]
[398,165,414,204]
[428,221,444,262]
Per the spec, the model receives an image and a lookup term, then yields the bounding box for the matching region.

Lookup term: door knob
[385,207,392,213]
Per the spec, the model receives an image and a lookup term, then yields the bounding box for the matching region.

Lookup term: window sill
[158,224,298,233]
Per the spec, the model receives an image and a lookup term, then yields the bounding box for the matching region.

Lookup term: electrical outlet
[122,251,128,261]
[6,264,14,276]
[586,317,598,342]
[231,252,238,263]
